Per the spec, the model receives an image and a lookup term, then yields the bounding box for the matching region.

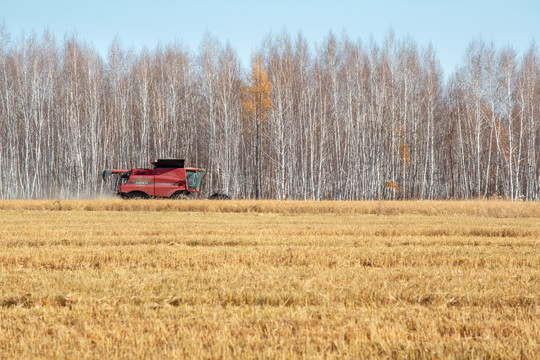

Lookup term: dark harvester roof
[151,159,185,168]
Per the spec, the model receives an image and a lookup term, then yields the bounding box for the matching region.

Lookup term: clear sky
[1,0,539,78]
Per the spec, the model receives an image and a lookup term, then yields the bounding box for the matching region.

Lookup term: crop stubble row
[0,200,539,358]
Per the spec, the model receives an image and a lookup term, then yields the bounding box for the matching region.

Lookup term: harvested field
[0,200,539,358]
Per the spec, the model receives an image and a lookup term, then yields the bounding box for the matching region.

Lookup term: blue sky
[1,0,539,77]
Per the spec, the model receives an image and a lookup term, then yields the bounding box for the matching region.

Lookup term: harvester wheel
[209,193,231,200]
[128,191,149,199]
[170,192,188,200]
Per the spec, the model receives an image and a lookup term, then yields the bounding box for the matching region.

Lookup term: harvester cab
[102,159,205,199]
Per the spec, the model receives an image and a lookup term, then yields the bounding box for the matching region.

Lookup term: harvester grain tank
[102,159,205,199]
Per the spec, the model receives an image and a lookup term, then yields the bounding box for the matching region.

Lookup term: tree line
[0,27,538,200]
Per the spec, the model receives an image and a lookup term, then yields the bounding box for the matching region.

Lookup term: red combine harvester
[102,159,205,199]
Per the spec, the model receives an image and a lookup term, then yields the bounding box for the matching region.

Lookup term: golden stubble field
[0,200,539,359]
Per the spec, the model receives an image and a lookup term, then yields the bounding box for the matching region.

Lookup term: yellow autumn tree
[241,54,273,199]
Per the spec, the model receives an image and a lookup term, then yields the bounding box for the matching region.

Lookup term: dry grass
[0,200,539,359]
[1,198,540,217]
